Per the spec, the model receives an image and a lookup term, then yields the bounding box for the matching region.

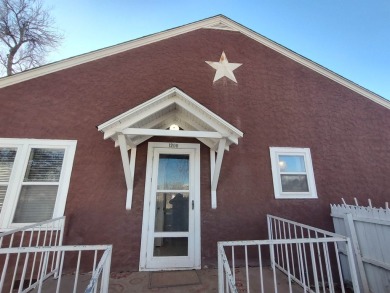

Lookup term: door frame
[139,142,201,271]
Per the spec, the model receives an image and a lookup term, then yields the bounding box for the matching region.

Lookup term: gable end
[0,15,388,111]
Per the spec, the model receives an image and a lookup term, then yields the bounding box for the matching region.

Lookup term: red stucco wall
[1,28,389,271]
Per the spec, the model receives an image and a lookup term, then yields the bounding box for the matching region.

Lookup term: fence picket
[331,201,390,293]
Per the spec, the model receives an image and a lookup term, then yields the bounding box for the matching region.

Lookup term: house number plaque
[169,143,178,148]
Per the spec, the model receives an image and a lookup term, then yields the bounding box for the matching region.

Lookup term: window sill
[274,195,318,199]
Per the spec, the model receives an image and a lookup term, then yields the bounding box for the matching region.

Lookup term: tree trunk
[6,50,15,76]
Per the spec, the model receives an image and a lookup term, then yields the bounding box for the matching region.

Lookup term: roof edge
[0,15,227,89]
[218,17,390,110]
[0,14,389,110]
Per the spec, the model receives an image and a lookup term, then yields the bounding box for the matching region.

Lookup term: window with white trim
[0,139,76,229]
[269,147,317,199]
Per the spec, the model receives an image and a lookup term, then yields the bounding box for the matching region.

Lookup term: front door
[140,142,200,271]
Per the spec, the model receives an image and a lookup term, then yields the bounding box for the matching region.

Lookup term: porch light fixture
[169,124,180,130]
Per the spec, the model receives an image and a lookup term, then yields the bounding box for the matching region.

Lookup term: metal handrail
[0,217,112,293]
[218,215,361,293]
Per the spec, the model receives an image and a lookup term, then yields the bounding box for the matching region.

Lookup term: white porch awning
[97,87,243,209]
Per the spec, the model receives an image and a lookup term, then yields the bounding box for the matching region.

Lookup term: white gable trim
[97,87,243,149]
[1,15,388,110]
[98,87,243,209]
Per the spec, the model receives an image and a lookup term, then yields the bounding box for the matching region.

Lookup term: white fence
[218,214,360,293]
[0,217,112,293]
[331,200,390,293]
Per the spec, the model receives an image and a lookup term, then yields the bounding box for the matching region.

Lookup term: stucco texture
[1,28,389,271]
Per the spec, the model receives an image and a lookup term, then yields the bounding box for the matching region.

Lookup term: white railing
[0,217,112,293]
[0,217,66,291]
[218,215,360,293]
[0,245,112,293]
[84,246,112,293]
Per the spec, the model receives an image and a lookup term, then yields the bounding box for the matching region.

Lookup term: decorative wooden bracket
[210,138,226,209]
[117,134,137,210]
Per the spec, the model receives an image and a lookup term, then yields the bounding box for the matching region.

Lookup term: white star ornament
[205,51,242,83]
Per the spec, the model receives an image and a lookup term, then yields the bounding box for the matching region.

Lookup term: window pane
[157,154,189,190]
[0,186,6,213]
[153,237,188,257]
[0,148,17,182]
[13,186,58,223]
[155,192,189,232]
[24,149,65,182]
[278,155,306,172]
[281,175,309,192]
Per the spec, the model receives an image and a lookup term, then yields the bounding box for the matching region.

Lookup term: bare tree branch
[0,0,62,76]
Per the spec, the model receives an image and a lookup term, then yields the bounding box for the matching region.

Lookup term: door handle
[192,200,194,210]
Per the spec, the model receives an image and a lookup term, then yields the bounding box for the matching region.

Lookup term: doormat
[149,270,201,288]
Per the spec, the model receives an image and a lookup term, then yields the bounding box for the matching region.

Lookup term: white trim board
[97,87,243,150]
[0,15,388,110]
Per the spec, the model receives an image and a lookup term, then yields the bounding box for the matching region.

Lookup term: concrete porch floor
[32,268,219,292]
[107,269,219,292]
[31,266,305,292]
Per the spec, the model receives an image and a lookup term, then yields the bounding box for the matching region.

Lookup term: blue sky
[47,0,390,100]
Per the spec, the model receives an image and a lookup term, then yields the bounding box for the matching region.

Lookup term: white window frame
[0,138,77,230]
[269,147,317,199]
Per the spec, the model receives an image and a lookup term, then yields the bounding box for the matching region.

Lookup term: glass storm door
[142,143,200,270]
